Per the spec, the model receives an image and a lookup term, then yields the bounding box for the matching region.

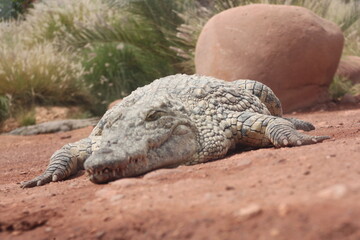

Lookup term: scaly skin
[21,74,329,188]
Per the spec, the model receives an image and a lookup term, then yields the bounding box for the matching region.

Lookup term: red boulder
[195,4,344,112]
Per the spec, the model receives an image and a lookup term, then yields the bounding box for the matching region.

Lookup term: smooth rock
[195,4,344,112]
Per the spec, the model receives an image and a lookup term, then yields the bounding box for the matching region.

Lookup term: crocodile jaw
[84,124,198,183]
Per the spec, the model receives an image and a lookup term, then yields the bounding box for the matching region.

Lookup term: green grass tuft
[329,75,355,100]
[17,109,36,126]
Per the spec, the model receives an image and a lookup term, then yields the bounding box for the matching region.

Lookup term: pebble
[60,135,72,139]
[317,184,347,199]
[12,231,22,236]
[143,168,183,180]
[235,159,252,169]
[277,159,286,164]
[110,178,143,188]
[225,186,235,191]
[326,154,337,159]
[270,228,280,236]
[110,194,125,202]
[95,188,117,199]
[69,182,78,188]
[278,203,290,217]
[95,231,105,239]
[236,204,262,219]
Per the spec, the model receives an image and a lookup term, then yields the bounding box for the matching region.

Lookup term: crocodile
[8,118,99,136]
[21,74,329,188]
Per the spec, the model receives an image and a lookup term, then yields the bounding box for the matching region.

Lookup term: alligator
[8,118,99,136]
[21,74,329,188]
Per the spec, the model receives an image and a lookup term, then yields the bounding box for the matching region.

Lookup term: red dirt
[1,106,360,240]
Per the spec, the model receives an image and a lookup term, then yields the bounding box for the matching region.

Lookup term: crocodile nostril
[107,140,118,145]
[99,148,113,154]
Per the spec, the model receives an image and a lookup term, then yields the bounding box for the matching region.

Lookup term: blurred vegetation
[0,0,359,125]
[0,42,91,103]
[0,0,35,20]
[0,95,9,122]
[329,76,360,99]
[329,76,355,99]
[17,109,36,126]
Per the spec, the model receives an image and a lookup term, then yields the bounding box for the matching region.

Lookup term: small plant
[0,95,9,122]
[329,75,354,100]
[17,109,36,126]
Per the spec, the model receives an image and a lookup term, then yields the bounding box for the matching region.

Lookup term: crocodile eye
[145,109,167,121]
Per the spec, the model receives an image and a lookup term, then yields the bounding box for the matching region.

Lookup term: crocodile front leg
[233,112,329,148]
[265,118,330,147]
[21,137,100,188]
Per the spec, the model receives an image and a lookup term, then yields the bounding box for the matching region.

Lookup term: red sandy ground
[0,106,360,240]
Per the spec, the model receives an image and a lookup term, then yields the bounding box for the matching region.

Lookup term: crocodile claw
[21,170,66,188]
[20,173,53,188]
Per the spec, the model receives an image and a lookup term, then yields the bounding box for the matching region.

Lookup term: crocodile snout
[84,147,129,183]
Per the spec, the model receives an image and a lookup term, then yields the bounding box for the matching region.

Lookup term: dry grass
[0,42,90,108]
[19,0,111,48]
[0,0,97,117]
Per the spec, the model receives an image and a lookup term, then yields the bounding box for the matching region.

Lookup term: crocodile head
[84,97,199,183]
